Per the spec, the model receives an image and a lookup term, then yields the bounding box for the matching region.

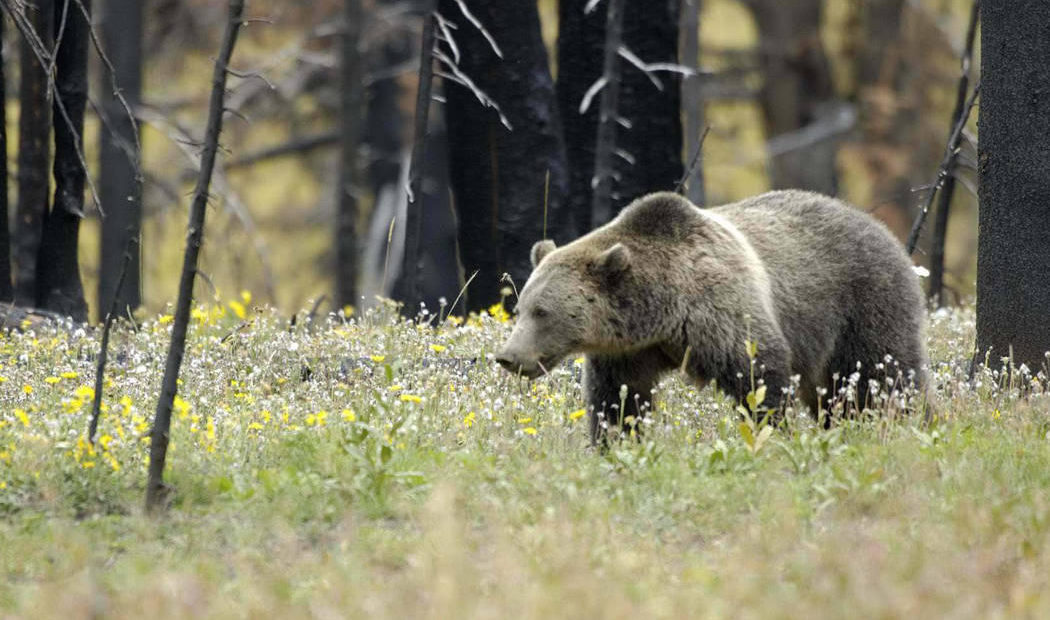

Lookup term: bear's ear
[595,243,631,276]
[531,240,557,268]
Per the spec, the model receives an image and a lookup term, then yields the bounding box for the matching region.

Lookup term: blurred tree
[976,1,1050,370]
[439,0,573,311]
[0,19,10,303]
[558,0,682,232]
[98,0,144,319]
[742,0,839,195]
[14,0,53,307]
[36,0,90,321]
[335,0,364,310]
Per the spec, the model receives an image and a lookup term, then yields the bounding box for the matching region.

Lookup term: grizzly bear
[495,190,929,443]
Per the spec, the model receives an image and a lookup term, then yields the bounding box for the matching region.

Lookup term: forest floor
[1,299,1049,618]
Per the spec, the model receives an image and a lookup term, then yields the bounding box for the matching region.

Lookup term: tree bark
[36,0,89,322]
[147,0,244,513]
[441,0,573,311]
[14,0,53,307]
[976,0,1050,371]
[680,0,705,206]
[0,19,11,303]
[589,0,625,230]
[401,3,435,313]
[98,0,144,319]
[335,0,364,310]
[557,0,682,234]
[744,0,839,195]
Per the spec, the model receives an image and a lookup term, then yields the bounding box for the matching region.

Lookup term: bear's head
[495,237,634,378]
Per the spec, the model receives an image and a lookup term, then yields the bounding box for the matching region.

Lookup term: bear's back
[710,190,925,380]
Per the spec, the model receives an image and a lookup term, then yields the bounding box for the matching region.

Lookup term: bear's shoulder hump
[617,192,700,239]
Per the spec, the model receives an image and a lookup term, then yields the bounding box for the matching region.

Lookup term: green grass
[2,301,1050,617]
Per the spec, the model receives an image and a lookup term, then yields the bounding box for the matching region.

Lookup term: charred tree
[440,0,572,311]
[401,4,435,313]
[364,0,410,197]
[147,0,244,513]
[589,0,626,229]
[14,0,53,306]
[680,0,705,206]
[335,0,364,310]
[742,0,839,195]
[36,0,90,321]
[558,0,682,233]
[98,0,144,318]
[0,20,11,303]
[975,1,1050,371]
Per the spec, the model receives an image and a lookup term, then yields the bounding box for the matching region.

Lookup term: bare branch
[449,0,501,58]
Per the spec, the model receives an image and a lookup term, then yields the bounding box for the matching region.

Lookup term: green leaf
[754,385,767,408]
[738,422,755,448]
[380,445,393,465]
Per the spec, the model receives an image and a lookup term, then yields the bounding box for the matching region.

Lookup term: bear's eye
[532,307,549,319]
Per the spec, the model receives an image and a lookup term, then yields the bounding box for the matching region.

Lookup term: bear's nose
[495,352,519,372]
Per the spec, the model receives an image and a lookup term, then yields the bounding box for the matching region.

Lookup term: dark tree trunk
[98,0,144,319]
[975,1,1050,371]
[402,4,435,313]
[589,0,625,230]
[440,0,573,311]
[557,0,682,234]
[680,0,705,206]
[36,0,89,321]
[0,20,11,303]
[744,0,838,195]
[335,0,364,309]
[14,0,53,307]
[364,0,410,198]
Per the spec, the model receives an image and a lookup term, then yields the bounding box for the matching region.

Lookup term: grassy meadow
[2,298,1050,618]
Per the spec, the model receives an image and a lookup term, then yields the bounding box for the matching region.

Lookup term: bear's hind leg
[584,347,672,446]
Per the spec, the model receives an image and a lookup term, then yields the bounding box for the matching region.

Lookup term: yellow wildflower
[60,371,78,379]
[371,355,387,363]
[22,385,32,395]
[228,300,247,320]
[569,408,587,422]
[158,314,174,325]
[430,344,447,353]
[522,427,538,436]
[240,290,252,305]
[400,394,422,404]
[14,409,30,428]
[44,376,61,385]
[462,411,476,428]
[342,409,356,422]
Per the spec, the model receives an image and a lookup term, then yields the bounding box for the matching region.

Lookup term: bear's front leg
[584,347,672,446]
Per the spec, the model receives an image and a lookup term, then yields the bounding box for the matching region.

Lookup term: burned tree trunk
[401,4,436,313]
[36,0,90,321]
[975,1,1050,370]
[14,0,53,307]
[743,0,839,195]
[557,0,682,233]
[680,0,705,206]
[440,0,572,311]
[98,0,144,318]
[0,20,11,303]
[335,0,364,310]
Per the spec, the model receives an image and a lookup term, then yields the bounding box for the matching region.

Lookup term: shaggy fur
[496,190,929,444]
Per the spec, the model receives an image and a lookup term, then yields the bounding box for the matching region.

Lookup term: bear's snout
[494,350,545,379]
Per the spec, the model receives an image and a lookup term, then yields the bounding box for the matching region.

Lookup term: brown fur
[496,190,929,444]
